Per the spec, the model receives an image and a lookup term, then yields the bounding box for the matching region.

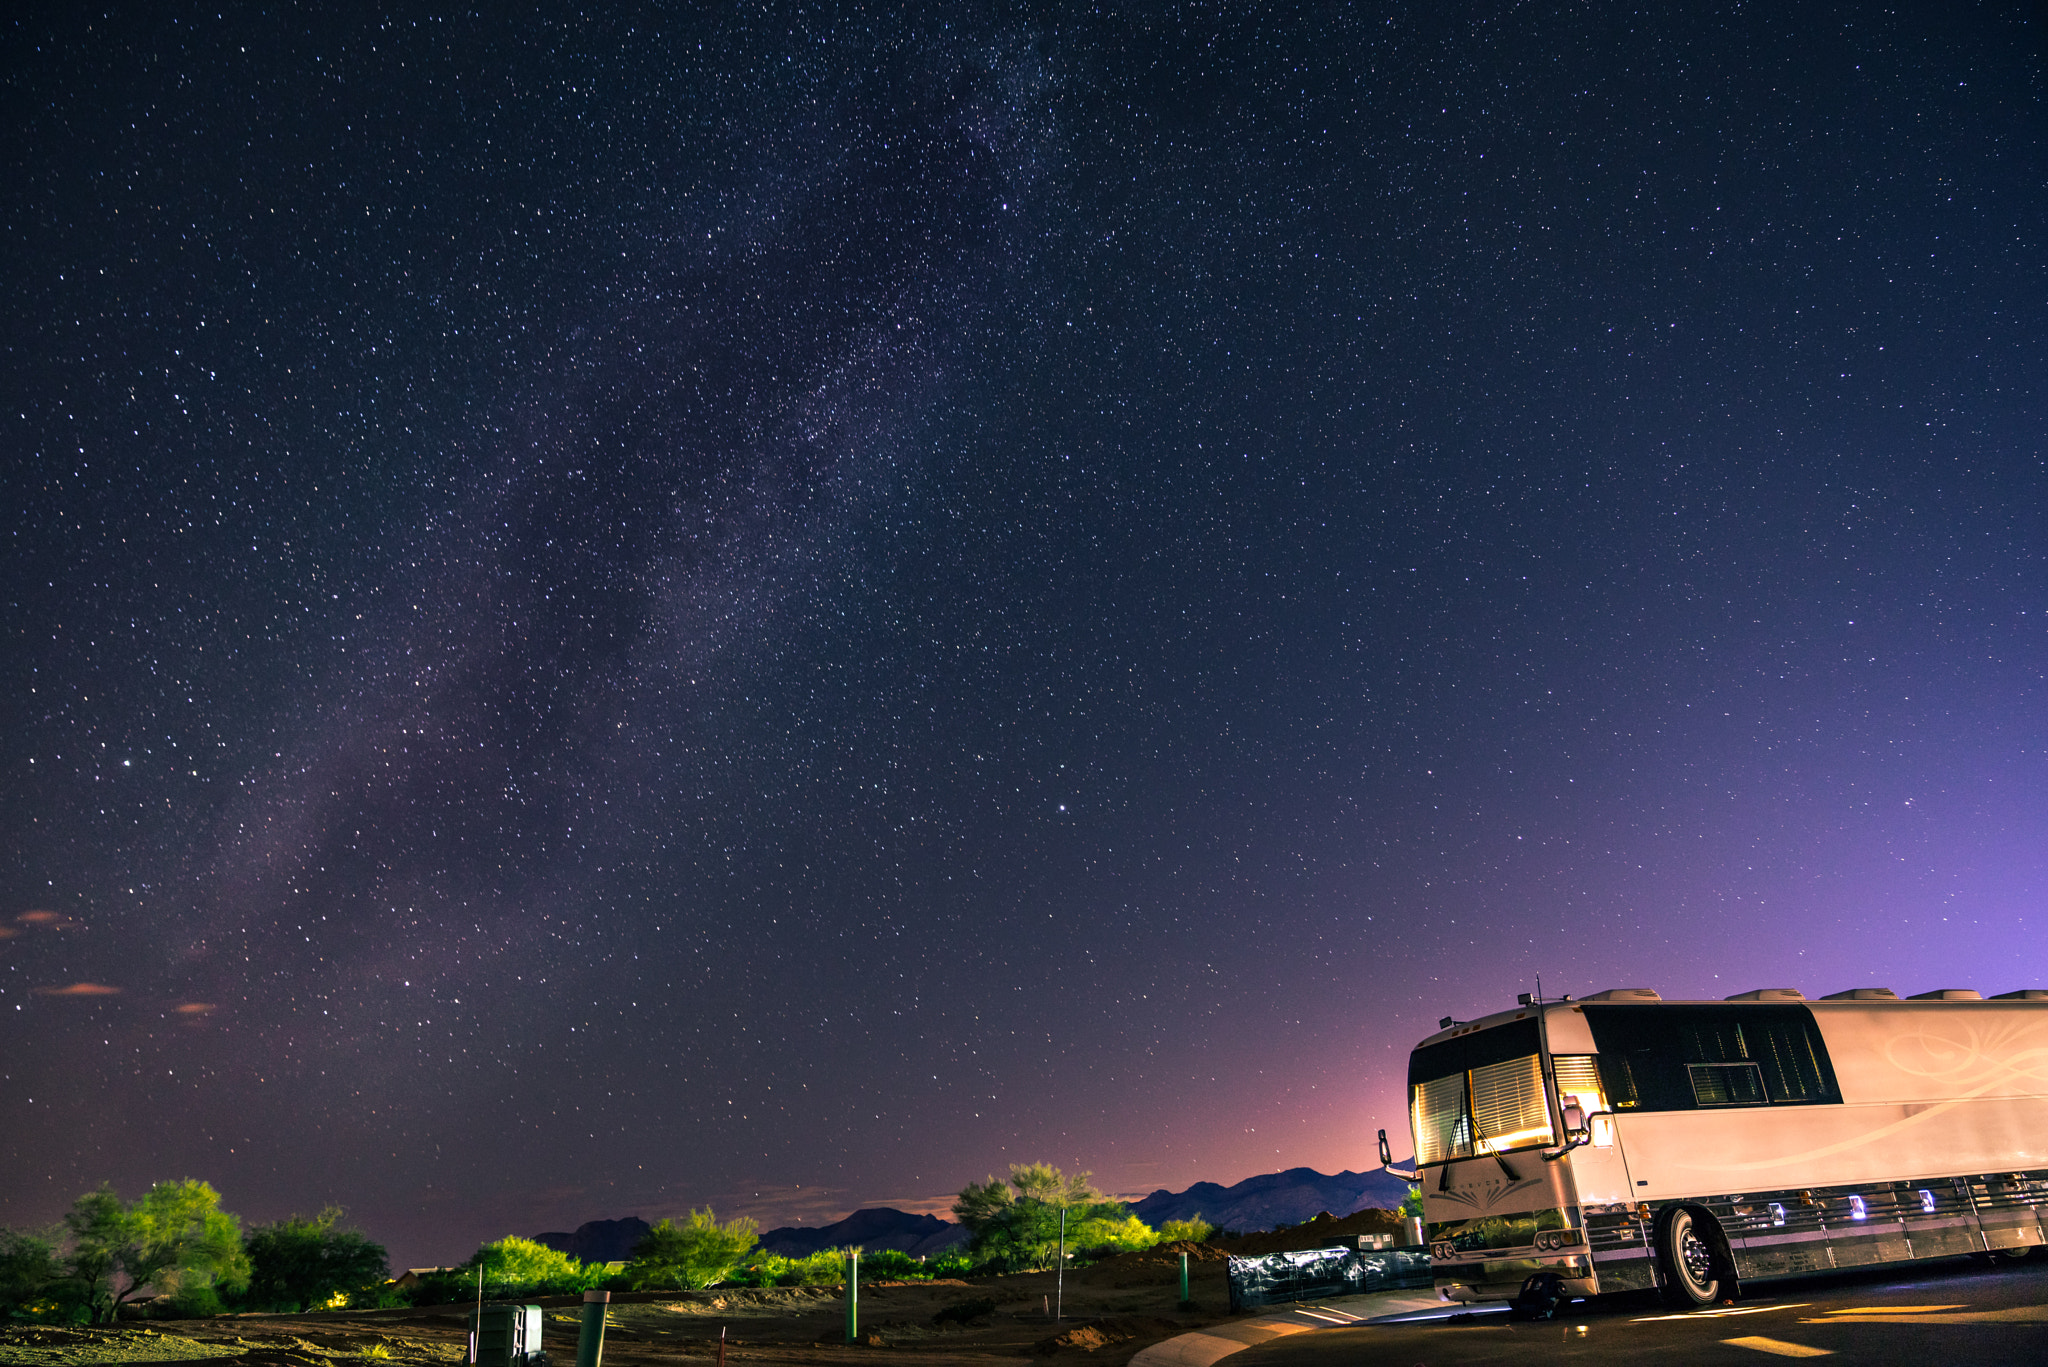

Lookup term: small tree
[1158,1216,1214,1243]
[953,1164,1107,1271]
[950,1177,1014,1235]
[62,1181,249,1322]
[245,1208,390,1311]
[627,1210,759,1290]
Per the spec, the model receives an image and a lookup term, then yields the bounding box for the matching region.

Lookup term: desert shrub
[1157,1217,1214,1243]
[626,1211,760,1291]
[168,1285,224,1318]
[1067,1212,1157,1258]
[856,1249,930,1281]
[457,1237,604,1298]
[925,1250,973,1279]
[727,1247,878,1287]
[778,1249,852,1286]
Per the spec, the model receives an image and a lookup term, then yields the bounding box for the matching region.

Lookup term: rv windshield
[1408,1018,1553,1165]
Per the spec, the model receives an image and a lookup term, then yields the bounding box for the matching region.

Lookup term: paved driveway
[1218,1256,2048,1364]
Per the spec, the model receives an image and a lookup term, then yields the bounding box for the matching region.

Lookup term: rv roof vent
[1820,987,1901,1001]
[1907,989,1983,1001]
[1581,988,1662,1002]
[1726,988,1805,1001]
[1991,989,2048,1001]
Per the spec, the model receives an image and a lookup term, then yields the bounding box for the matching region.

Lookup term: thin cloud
[34,982,121,996]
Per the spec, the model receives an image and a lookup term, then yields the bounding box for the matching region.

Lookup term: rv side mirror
[1378,1127,1394,1167]
[1560,1097,1587,1136]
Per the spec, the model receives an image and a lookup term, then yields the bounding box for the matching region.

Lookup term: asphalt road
[1229,1255,2048,1364]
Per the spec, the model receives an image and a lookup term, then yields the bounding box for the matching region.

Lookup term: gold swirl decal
[1671,1017,2048,1172]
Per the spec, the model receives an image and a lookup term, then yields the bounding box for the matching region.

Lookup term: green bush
[168,1285,225,1318]
[925,1250,973,1279]
[445,1236,605,1300]
[625,1211,760,1291]
[1068,1212,1158,1258]
[729,1248,849,1288]
[855,1249,930,1281]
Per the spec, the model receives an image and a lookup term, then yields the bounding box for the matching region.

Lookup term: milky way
[5,3,2045,1266]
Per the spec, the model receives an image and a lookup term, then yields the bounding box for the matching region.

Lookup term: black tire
[1657,1207,1722,1307]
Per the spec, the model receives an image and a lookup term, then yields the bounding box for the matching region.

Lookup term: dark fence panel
[1225,1247,1433,1312]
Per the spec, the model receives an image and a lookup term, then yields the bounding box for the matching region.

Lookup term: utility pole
[1055,1207,1067,1321]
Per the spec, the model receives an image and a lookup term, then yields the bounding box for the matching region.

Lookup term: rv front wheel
[1657,1208,1722,1307]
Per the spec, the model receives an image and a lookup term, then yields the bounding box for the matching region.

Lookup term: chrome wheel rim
[1679,1224,1715,1293]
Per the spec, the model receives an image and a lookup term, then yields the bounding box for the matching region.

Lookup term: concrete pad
[1128,1290,1446,1367]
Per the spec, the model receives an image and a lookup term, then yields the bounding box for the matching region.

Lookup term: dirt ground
[0,1212,1410,1367]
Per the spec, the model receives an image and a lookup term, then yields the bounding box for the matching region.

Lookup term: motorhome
[1384,985,2048,1305]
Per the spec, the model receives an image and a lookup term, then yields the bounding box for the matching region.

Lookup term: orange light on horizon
[33,982,121,996]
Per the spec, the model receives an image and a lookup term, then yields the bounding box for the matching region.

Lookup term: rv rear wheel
[1657,1207,1722,1307]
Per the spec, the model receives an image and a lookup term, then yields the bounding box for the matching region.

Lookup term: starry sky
[4,2,2044,1270]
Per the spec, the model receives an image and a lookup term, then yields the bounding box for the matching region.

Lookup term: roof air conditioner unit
[1820,988,1901,1001]
[1726,988,1805,1001]
[1581,988,1662,1002]
[1906,989,1983,1001]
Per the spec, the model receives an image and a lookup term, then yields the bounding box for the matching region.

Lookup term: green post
[844,1250,859,1344]
[576,1289,608,1367]
[1179,1252,1189,1304]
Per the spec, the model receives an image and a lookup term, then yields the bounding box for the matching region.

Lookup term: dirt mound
[1030,1317,1183,1354]
[1074,1240,1229,1287]
[1214,1208,1405,1257]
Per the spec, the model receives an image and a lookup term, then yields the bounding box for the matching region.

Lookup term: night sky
[5,2,2045,1270]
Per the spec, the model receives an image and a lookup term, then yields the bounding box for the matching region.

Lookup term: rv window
[1688,1061,1767,1106]
[1407,1018,1541,1087]
[1584,1005,1841,1112]
[1408,1021,1554,1164]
